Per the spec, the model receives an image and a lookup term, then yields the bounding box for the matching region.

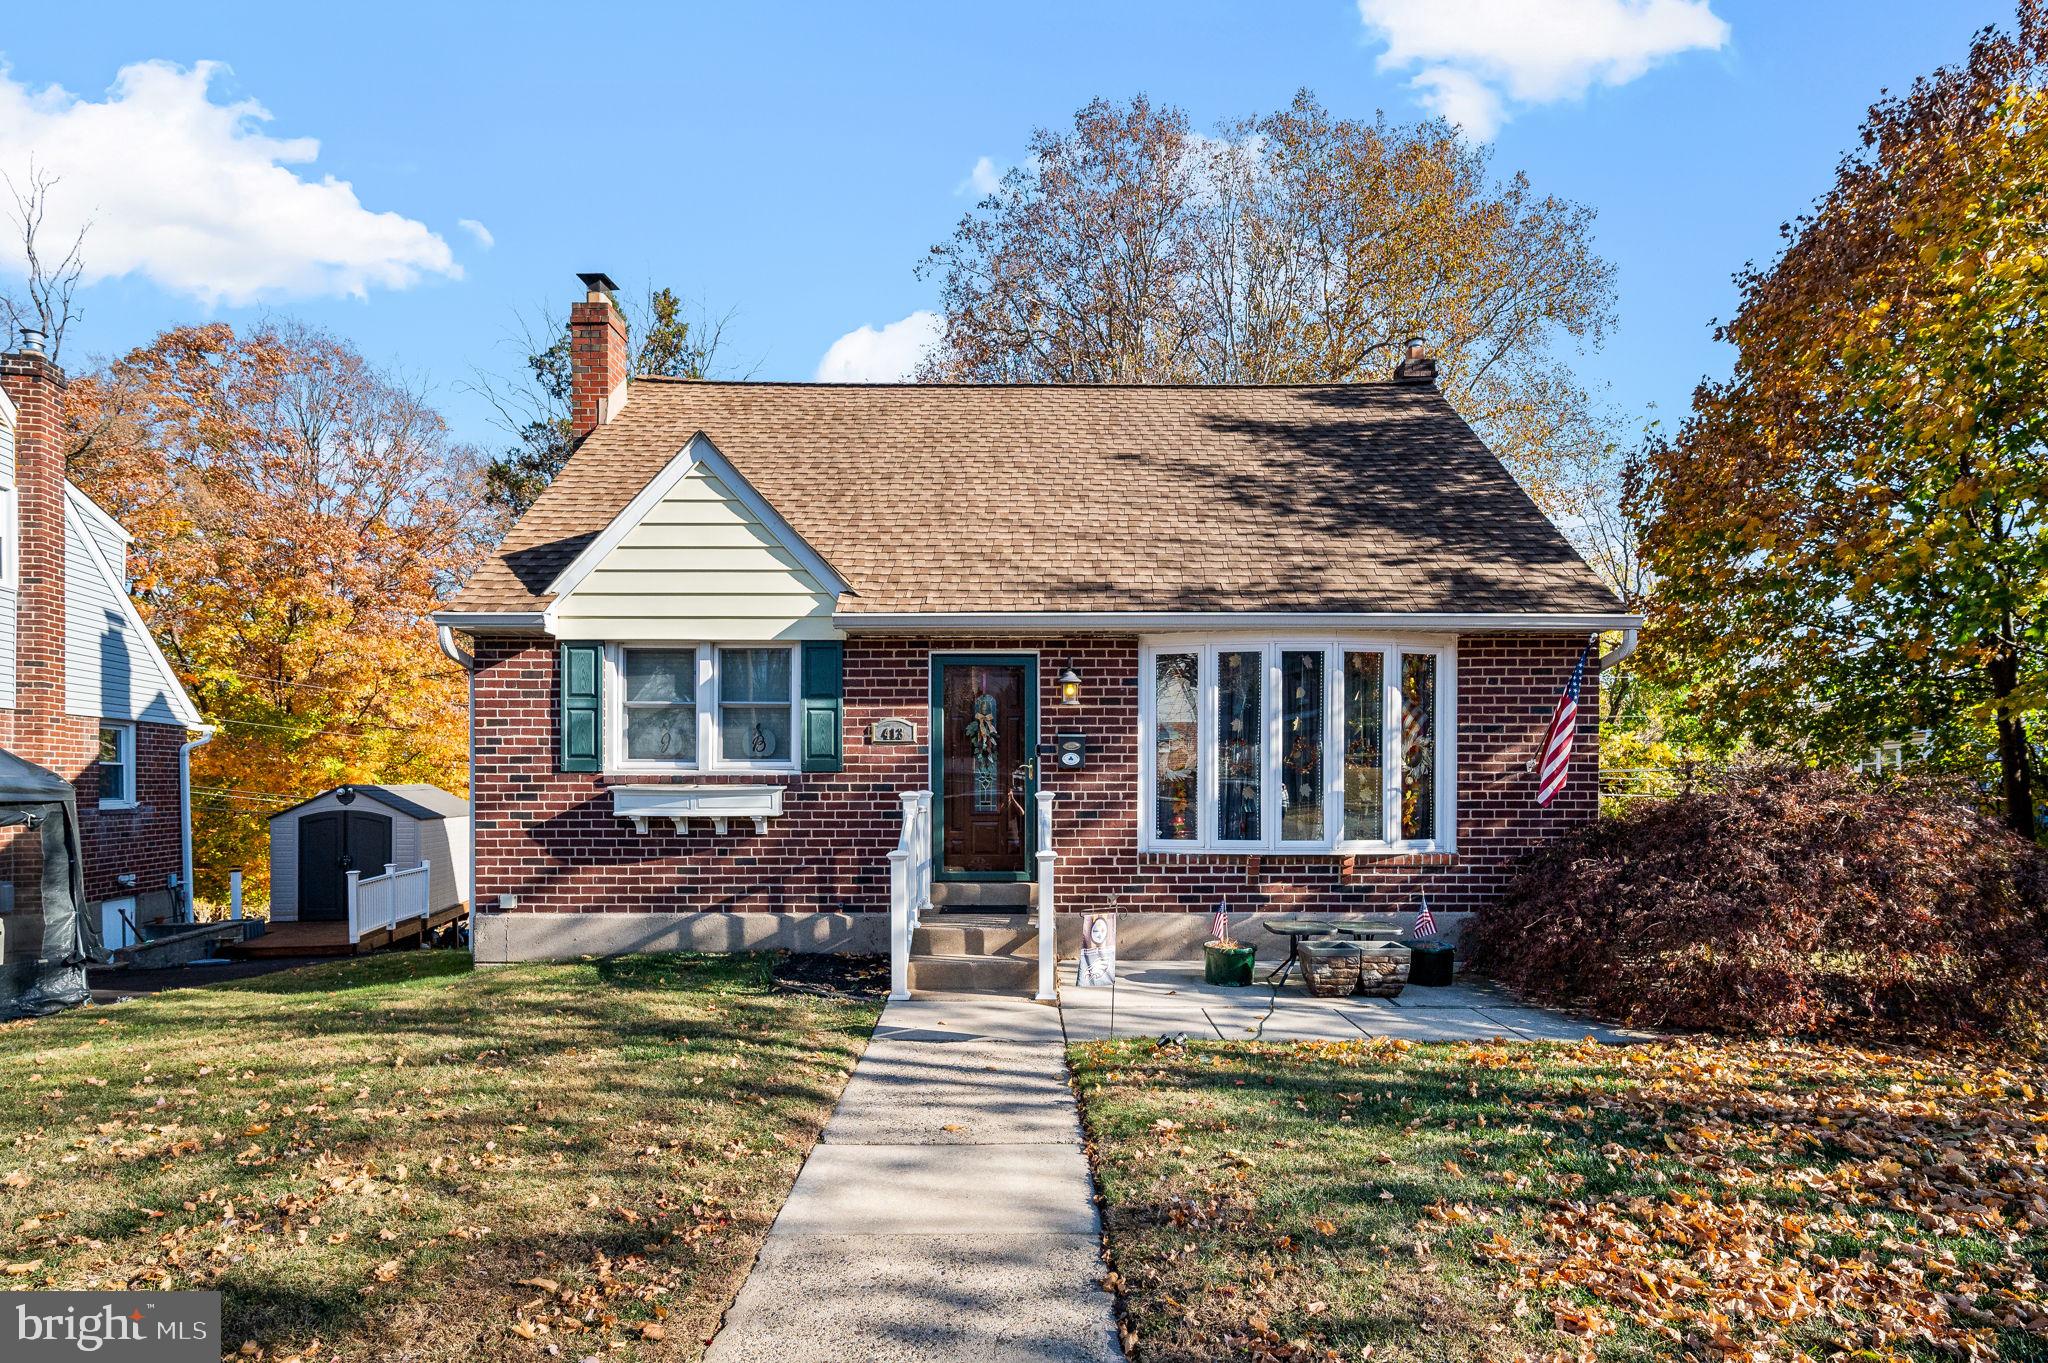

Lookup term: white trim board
[541,431,850,620]
[836,611,1638,633]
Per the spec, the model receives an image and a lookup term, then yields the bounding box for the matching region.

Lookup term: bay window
[608,643,798,772]
[1139,639,1454,853]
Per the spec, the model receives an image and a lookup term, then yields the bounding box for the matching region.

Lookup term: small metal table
[1260,917,1403,985]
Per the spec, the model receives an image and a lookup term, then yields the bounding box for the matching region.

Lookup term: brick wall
[472,631,1597,917]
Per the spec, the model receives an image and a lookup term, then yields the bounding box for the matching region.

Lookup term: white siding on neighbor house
[69,488,130,583]
[64,505,189,725]
[549,463,840,641]
[0,410,16,710]
[267,791,469,923]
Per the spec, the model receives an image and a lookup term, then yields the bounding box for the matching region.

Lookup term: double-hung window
[609,644,798,772]
[1140,639,1454,854]
[97,722,136,810]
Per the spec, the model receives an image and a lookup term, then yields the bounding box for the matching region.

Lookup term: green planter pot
[1204,942,1257,987]
[1406,941,1457,988]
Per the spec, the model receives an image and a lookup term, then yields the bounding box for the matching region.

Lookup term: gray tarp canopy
[0,747,96,1019]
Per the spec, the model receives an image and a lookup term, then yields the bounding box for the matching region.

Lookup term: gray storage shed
[268,785,470,923]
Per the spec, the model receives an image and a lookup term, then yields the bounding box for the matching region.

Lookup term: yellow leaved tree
[65,322,498,904]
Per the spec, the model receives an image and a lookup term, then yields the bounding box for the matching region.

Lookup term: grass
[0,950,883,1363]
[1069,1034,2048,1363]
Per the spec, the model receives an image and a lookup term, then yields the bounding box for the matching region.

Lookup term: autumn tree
[919,91,1615,501]
[474,284,743,517]
[65,322,495,900]
[1638,5,2048,836]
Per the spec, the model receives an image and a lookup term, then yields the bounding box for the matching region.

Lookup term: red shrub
[1466,762,2048,1039]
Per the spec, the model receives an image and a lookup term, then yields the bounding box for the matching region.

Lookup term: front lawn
[1070,1035,2048,1363]
[1,951,882,1362]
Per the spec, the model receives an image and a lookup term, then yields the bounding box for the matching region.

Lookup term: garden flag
[1413,895,1437,938]
[1536,639,1595,806]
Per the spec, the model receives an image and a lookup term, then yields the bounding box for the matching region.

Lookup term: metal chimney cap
[18,327,46,355]
[577,271,619,295]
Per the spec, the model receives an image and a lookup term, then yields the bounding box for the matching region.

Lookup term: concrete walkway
[704,992,1121,1363]
[1059,962,1655,1044]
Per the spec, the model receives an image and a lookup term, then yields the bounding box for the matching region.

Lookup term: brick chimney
[569,272,629,439]
[1392,335,1437,385]
[0,328,91,779]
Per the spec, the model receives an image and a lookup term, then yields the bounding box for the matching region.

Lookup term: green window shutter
[559,642,603,773]
[800,641,844,773]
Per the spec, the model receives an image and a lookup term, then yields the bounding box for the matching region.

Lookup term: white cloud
[0,59,459,305]
[955,155,1003,197]
[1357,0,1729,138]
[814,311,942,383]
[457,218,494,249]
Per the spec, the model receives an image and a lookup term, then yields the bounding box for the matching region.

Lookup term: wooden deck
[227,903,468,958]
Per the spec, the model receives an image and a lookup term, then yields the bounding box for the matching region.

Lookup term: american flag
[1413,896,1437,938]
[1537,640,1594,806]
[1210,904,1231,942]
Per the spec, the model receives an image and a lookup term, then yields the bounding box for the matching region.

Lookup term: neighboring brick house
[0,334,208,948]
[435,274,1638,978]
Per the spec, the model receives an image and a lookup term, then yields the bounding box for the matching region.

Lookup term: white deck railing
[346,862,432,946]
[887,792,933,1000]
[1034,791,1057,1001]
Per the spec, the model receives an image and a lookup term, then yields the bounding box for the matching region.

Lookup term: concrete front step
[914,912,1037,959]
[907,952,1038,994]
[930,880,1038,909]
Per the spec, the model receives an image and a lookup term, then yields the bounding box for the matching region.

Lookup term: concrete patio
[1057,961,1654,1044]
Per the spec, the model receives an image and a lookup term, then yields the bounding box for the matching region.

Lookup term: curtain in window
[1215,650,1263,840]
[718,648,792,761]
[1280,650,1325,841]
[1153,653,1199,841]
[623,648,697,761]
[1400,654,1437,841]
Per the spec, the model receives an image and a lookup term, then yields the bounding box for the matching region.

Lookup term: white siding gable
[547,435,846,642]
[64,499,201,725]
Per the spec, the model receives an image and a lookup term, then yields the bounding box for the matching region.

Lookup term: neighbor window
[1139,641,1452,853]
[609,644,797,770]
[97,722,135,809]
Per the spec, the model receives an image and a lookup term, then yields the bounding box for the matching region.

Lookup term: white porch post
[1034,791,1057,1002]
[228,869,243,921]
[345,869,362,945]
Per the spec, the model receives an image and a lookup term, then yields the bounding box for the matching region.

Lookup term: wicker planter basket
[1299,938,1362,997]
[1354,940,1412,998]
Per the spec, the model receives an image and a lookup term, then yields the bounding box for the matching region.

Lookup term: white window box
[611,783,786,835]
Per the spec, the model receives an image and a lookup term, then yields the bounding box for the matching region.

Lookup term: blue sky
[0,1,2017,455]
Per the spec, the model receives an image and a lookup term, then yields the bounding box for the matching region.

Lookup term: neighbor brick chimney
[569,272,629,439]
[1392,335,1437,385]
[0,328,92,780]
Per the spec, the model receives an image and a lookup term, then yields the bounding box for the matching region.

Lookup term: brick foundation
[471,632,1596,934]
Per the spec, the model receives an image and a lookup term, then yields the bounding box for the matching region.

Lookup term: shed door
[298,810,394,921]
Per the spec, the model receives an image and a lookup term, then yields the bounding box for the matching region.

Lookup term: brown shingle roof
[448,380,1621,618]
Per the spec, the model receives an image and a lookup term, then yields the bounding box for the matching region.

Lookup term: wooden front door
[298,810,394,921]
[933,656,1036,878]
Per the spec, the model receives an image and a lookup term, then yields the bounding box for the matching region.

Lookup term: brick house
[0,334,208,948]
[436,275,1638,982]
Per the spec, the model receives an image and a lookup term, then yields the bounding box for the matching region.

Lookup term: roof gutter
[435,624,481,953]
[430,611,547,632]
[830,610,1645,634]
[1597,626,1640,673]
[178,723,217,925]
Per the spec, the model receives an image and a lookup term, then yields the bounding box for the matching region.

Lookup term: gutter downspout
[437,626,478,952]
[179,723,217,924]
[1597,627,1639,673]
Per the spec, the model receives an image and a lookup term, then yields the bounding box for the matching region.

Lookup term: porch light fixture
[1058,664,1083,706]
